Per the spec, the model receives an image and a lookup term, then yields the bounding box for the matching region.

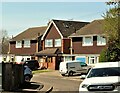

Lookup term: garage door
[75,56,86,63]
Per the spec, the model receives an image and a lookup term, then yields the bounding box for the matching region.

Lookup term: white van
[59,60,91,76]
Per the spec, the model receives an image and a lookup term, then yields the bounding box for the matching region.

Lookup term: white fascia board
[62,54,100,56]
[69,34,105,38]
[69,35,94,38]
[59,54,100,57]
[41,20,63,40]
[74,54,100,56]
[41,21,53,40]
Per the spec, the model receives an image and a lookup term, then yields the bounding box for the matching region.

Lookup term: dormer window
[16,41,22,48]
[24,40,30,48]
[82,36,93,46]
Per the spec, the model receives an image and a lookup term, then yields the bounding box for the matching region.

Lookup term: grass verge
[32,69,53,74]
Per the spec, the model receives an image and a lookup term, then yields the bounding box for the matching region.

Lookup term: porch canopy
[35,48,62,56]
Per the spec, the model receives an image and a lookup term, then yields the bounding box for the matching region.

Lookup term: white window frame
[16,41,22,48]
[97,36,106,46]
[24,40,30,48]
[45,39,53,47]
[55,39,61,47]
[82,36,93,46]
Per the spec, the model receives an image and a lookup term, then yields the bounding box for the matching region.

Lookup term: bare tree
[0,29,10,54]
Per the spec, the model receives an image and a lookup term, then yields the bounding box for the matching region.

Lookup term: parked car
[59,60,91,76]
[24,60,39,70]
[79,62,120,93]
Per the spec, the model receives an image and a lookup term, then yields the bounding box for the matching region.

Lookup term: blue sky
[1,2,110,37]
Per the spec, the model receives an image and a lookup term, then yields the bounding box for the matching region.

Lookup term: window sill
[45,46,53,48]
[97,44,106,46]
[24,46,31,48]
[55,46,61,47]
[82,44,93,46]
[16,47,22,48]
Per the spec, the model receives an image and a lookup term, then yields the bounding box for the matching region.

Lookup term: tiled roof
[11,26,47,41]
[70,19,104,37]
[35,48,60,56]
[52,19,89,37]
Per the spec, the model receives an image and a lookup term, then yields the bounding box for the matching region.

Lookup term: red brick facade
[9,41,37,55]
[72,36,106,54]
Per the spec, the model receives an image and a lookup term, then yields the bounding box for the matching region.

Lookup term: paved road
[31,70,83,92]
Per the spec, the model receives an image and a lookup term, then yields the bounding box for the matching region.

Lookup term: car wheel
[69,71,73,76]
[24,75,31,82]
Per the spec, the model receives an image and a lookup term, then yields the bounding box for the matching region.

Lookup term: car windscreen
[87,67,120,78]
[80,62,87,67]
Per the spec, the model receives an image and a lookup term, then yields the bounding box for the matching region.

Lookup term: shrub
[99,48,108,62]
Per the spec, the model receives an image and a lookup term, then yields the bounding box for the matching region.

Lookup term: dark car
[24,60,39,70]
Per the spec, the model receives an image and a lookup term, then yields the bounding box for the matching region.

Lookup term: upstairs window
[16,41,22,48]
[55,39,61,47]
[45,39,53,47]
[24,40,30,48]
[82,36,93,46]
[97,36,106,46]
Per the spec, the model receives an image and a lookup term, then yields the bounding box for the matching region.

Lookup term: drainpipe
[70,38,73,55]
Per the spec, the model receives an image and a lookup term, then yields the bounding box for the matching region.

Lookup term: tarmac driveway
[31,70,83,92]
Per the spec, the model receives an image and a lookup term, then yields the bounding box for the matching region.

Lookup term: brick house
[9,26,47,63]
[69,19,107,65]
[35,19,89,70]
